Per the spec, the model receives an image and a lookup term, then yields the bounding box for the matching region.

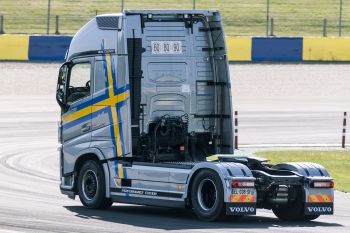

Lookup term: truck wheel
[77,160,112,209]
[191,170,225,221]
[272,190,320,221]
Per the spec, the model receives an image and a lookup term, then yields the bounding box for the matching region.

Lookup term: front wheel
[77,160,112,209]
[191,170,225,221]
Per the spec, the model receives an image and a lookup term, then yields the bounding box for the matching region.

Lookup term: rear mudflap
[226,203,256,215]
[226,188,257,215]
[304,183,334,215]
[305,192,334,215]
[305,202,333,215]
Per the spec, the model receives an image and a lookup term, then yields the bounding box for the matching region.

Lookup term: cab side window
[94,60,107,93]
[67,63,91,104]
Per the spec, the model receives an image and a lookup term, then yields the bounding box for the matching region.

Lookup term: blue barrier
[252,37,303,62]
[28,36,72,61]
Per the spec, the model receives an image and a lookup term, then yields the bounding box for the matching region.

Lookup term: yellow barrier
[303,38,350,61]
[0,35,29,60]
[226,37,251,61]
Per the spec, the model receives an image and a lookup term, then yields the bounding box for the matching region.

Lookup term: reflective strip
[230,194,255,203]
[115,178,122,186]
[307,194,333,203]
[206,155,219,161]
[117,163,124,179]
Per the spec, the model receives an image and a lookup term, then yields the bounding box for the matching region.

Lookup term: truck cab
[57,10,334,221]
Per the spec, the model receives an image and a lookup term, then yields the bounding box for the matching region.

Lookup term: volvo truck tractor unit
[56,10,334,221]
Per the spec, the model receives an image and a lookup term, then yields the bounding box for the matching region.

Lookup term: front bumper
[60,186,76,199]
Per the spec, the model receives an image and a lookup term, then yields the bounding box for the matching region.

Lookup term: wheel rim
[197,178,217,211]
[82,170,98,201]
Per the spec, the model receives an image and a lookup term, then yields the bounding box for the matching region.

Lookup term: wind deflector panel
[127,38,143,123]
[96,16,120,30]
[127,37,143,155]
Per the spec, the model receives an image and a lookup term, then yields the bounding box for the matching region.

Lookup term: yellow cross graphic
[63,53,129,158]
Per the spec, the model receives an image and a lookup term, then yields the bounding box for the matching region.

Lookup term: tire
[272,189,320,221]
[77,160,113,209]
[191,170,225,221]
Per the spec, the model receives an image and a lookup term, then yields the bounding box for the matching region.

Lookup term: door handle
[81,123,91,133]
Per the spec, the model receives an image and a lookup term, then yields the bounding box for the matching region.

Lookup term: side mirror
[56,63,70,111]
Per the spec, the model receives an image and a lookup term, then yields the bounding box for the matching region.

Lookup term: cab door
[62,57,94,143]
[90,55,131,158]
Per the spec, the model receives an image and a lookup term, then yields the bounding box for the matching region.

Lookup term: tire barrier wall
[1,35,350,62]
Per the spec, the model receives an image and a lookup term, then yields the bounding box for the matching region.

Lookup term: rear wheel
[272,189,319,221]
[77,160,112,209]
[191,170,225,221]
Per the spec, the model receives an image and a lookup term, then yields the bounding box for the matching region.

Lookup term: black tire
[272,189,320,221]
[191,170,225,221]
[77,160,113,209]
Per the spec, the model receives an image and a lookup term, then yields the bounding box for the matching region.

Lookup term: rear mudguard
[273,162,330,177]
[185,162,257,215]
[273,162,334,215]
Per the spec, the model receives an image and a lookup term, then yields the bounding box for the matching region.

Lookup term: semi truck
[56,10,334,221]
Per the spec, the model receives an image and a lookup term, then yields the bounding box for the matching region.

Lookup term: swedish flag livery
[61,40,129,180]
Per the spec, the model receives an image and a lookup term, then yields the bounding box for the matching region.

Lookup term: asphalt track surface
[0,63,350,233]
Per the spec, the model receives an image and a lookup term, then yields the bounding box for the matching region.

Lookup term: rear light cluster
[231,180,255,188]
[311,180,334,188]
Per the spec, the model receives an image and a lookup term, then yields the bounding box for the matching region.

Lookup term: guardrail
[234,111,349,149]
[1,35,350,62]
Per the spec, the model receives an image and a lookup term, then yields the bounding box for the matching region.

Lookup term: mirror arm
[56,94,68,111]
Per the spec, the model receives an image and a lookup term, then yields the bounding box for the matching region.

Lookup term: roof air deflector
[96,16,120,30]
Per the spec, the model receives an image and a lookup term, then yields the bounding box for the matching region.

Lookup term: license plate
[232,188,256,195]
[151,41,182,54]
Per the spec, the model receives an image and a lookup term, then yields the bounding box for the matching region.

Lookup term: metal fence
[1,0,350,36]
[235,111,349,148]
